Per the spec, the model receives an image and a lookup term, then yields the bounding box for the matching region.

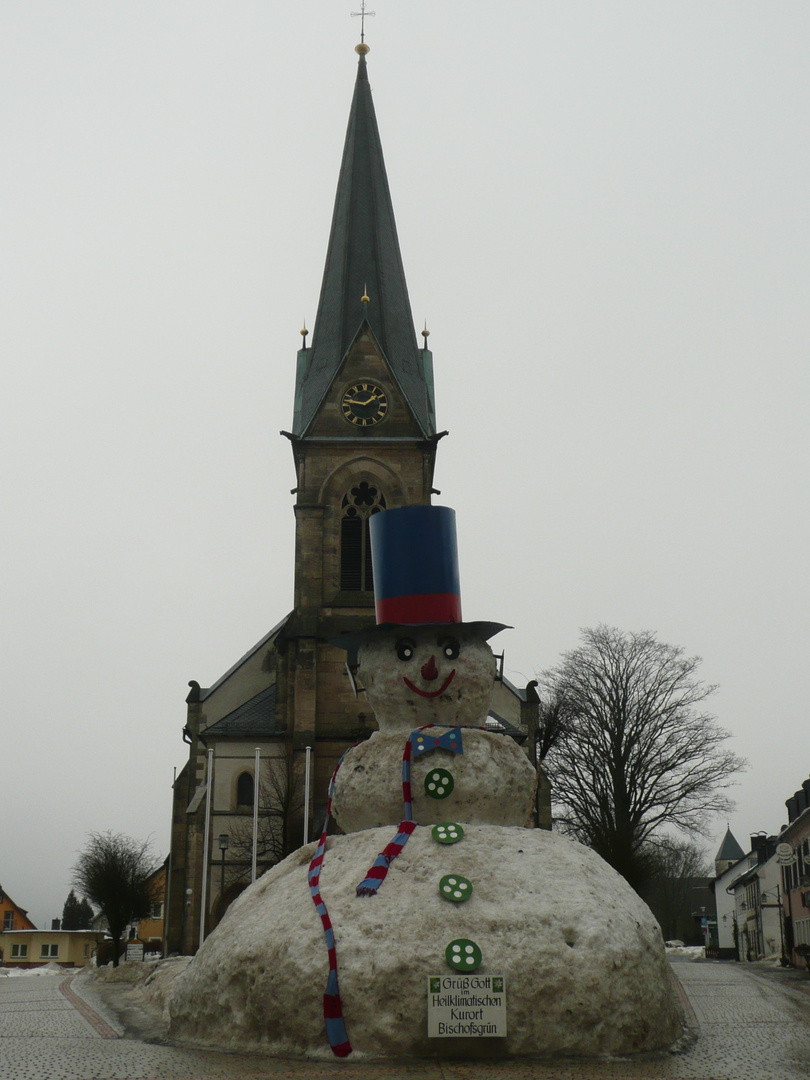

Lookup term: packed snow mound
[357,628,496,733]
[168,827,682,1059]
[332,728,537,832]
[77,956,192,1023]
[665,945,706,961]
[0,962,66,978]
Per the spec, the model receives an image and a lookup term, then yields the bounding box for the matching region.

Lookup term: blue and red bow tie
[410,727,464,756]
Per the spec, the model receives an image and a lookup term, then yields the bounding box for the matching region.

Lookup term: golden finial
[361,284,370,306]
[422,321,430,346]
[356,43,370,55]
[300,320,308,346]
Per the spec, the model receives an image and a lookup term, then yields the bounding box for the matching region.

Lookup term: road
[0,959,808,1080]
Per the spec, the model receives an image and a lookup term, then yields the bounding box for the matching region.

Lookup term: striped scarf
[308,726,464,1056]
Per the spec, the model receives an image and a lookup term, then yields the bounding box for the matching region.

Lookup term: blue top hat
[331,505,508,661]
[370,505,462,624]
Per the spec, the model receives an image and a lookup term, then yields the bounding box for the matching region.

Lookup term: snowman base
[168,825,683,1060]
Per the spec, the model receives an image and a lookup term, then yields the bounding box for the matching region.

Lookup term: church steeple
[293,47,434,439]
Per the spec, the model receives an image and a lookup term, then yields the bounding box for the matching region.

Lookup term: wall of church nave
[208,741,289,815]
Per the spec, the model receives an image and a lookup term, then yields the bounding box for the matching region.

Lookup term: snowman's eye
[441,638,460,660]
[396,638,416,661]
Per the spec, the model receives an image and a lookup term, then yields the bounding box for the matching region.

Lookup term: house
[712,827,748,957]
[133,862,167,953]
[778,774,810,968]
[0,884,36,934]
[0,929,99,969]
[165,43,545,955]
[728,837,783,962]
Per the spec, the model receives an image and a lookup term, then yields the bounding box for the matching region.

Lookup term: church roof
[198,614,290,703]
[204,684,278,739]
[714,827,745,864]
[294,51,433,438]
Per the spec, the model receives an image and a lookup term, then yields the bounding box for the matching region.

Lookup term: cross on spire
[351,2,375,44]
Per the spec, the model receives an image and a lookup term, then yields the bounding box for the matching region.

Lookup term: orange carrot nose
[421,655,439,681]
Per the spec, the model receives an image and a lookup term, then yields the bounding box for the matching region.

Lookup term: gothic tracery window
[340,481,386,591]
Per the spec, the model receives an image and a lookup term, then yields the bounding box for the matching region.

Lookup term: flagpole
[199,748,214,949]
[304,746,311,845]
[252,747,260,883]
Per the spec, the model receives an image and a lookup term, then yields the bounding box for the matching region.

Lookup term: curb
[59,975,120,1040]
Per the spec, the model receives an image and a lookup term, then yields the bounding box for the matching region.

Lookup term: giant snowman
[168,507,682,1060]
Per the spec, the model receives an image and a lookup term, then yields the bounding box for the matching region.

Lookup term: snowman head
[357,626,496,733]
[331,505,509,731]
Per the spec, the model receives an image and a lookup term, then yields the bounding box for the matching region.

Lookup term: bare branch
[542,625,746,891]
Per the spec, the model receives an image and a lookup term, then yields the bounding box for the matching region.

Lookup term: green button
[431,822,464,845]
[439,875,473,903]
[424,768,454,800]
[445,938,482,971]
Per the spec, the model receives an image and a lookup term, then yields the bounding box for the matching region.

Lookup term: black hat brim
[329,621,511,667]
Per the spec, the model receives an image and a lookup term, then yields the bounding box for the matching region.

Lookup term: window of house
[340,482,386,591]
[40,943,59,958]
[236,771,254,808]
[150,900,163,920]
[3,911,13,931]
[11,943,27,958]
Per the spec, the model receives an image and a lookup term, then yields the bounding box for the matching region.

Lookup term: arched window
[340,481,386,591]
[236,772,254,808]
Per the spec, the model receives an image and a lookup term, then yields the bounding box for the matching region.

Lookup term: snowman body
[168,626,682,1058]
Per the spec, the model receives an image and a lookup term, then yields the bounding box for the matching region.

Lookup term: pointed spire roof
[294,49,433,438]
[715,827,745,865]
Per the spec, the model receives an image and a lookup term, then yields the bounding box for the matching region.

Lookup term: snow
[167,826,682,1059]
[166,623,683,1059]
[0,962,66,977]
[665,946,707,962]
[332,727,537,832]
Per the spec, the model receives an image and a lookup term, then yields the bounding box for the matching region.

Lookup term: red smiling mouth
[403,670,456,698]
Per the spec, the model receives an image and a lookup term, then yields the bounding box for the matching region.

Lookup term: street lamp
[218,834,229,921]
[761,885,787,966]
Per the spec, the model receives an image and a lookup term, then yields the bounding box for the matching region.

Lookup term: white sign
[125,941,144,962]
[776,842,795,865]
[427,975,506,1038]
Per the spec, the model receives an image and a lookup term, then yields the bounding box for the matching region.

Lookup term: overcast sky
[2,2,808,928]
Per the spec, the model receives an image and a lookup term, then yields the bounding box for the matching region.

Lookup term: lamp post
[218,834,229,922]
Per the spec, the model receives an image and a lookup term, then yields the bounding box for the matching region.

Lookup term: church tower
[276,43,442,760]
[166,44,447,954]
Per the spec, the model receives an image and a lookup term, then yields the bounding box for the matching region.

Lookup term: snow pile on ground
[168,827,682,1060]
[88,959,164,985]
[749,954,787,968]
[665,945,706,961]
[76,957,192,1024]
[0,962,66,978]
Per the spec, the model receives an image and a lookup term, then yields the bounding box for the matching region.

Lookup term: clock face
[341,382,389,426]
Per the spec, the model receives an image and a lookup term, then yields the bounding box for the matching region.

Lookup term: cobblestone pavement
[0,961,809,1080]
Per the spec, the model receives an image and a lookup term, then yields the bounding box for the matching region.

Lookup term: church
[165,42,544,956]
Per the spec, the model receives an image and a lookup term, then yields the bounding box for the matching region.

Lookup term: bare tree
[72,832,158,966]
[640,838,711,943]
[227,743,307,884]
[541,625,745,892]
[528,682,577,763]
